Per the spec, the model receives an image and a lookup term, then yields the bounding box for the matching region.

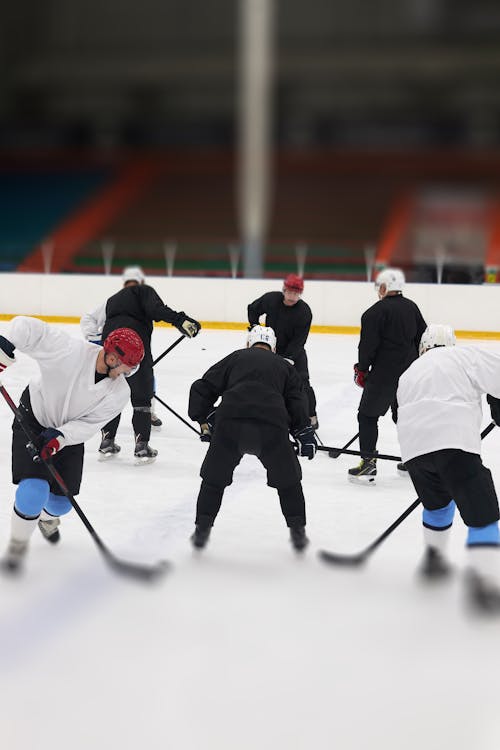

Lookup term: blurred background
[2,0,500,283]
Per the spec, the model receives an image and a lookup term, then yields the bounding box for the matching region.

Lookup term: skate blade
[397,468,409,478]
[348,474,376,485]
[134,456,157,466]
[98,452,119,462]
[151,424,162,431]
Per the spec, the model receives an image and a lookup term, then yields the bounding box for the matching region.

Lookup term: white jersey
[397,345,500,462]
[80,301,106,342]
[7,316,129,446]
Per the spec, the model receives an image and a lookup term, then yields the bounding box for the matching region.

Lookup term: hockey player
[82,265,201,462]
[397,323,500,613]
[188,325,317,552]
[247,273,318,429]
[348,267,426,483]
[81,266,162,428]
[0,318,144,571]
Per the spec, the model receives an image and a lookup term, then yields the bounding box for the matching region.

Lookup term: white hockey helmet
[374,267,405,293]
[122,265,145,285]
[247,325,277,352]
[419,324,456,356]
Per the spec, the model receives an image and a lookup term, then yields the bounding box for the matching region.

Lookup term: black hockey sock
[358,413,378,457]
[132,407,151,443]
[195,481,225,525]
[102,413,121,440]
[278,483,306,526]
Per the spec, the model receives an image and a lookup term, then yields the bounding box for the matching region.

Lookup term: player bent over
[188,326,317,552]
[397,323,500,613]
[0,318,143,572]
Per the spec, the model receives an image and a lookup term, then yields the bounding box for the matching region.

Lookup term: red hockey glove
[354,363,368,389]
[35,429,65,460]
[0,335,16,372]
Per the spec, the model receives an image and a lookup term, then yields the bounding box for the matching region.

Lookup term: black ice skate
[38,517,61,544]
[289,526,310,552]
[464,569,500,614]
[397,462,409,477]
[98,436,121,460]
[190,525,211,549]
[419,547,452,580]
[1,539,28,573]
[134,440,158,464]
[151,410,163,429]
[348,457,377,484]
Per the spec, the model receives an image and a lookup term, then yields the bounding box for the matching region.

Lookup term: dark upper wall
[2,0,500,149]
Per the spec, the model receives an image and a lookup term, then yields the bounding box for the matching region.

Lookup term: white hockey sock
[423,525,452,554]
[40,509,59,521]
[467,546,500,585]
[10,508,39,543]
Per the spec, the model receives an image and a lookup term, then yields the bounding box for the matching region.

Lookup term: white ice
[1,322,500,750]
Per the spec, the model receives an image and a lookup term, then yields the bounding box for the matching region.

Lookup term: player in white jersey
[0,317,144,571]
[397,323,500,612]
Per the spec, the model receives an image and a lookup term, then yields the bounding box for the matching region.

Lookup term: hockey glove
[293,426,318,460]
[487,394,500,426]
[354,363,368,389]
[176,313,201,338]
[34,428,65,461]
[199,410,216,442]
[0,335,16,372]
[247,323,258,332]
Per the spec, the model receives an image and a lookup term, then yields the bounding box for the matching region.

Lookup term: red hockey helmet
[283,273,304,293]
[103,328,144,367]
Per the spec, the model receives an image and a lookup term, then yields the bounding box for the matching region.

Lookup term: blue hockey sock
[422,500,456,530]
[44,492,72,517]
[466,522,500,547]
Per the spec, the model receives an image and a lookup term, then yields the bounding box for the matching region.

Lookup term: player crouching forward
[188,325,318,552]
[397,323,500,613]
[0,318,143,572]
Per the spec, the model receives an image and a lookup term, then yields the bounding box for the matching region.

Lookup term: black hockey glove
[487,394,500,426]
[199,410,216,442]
[0,335,16,373]
[293,425,318,460]
[176,313,201,338]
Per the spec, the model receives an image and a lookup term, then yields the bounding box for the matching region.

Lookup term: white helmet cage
[419,324,456,357]
[374,267,405,293]
[122,265,145,285]
[247,325,277,352]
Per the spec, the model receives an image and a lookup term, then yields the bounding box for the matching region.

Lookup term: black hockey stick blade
[318,498,421,568]
[106,554,171,582]
[318,548,368,567]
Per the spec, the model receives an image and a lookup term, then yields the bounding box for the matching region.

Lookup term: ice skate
[348,457,377,484]
[190,525,211,549]
[289,525,309,552]
[397,462,409,477]
[151,410,163,429]
[2,539,28,573]
[465,569,500,614]
[419,547,452,580]
[38,516,60,544]
[134,440,158,465]
[98,437,121,461]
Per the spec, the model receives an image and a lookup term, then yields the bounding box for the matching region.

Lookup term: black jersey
[102,284,183,343]
[189,346,309,431]
[247,292,312,361]
[358,294,427,387]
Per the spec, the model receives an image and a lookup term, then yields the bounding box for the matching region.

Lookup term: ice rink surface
[1,322,500,750]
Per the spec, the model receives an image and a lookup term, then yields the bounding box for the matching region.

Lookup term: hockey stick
[153,334,185,367]
[318,421,496,568]
[0,384,169,582]
[153,393,201,436]
[328,432,359,459]
[319,445,401,462]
